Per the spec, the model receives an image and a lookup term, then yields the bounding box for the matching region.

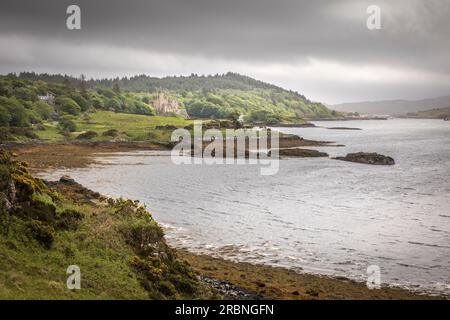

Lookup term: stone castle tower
[152,92,189,119]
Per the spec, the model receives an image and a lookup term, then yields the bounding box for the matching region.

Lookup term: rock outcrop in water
[278,148,328,158]
[333,152,395,165]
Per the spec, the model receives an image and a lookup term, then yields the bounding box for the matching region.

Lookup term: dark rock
[327,127,362,130]
[278,148,329,158]
[76,131,98,140]
[306,289,320,297]
[45,176,101,204]
[102,129,119,137]
[292,290,300,296]
[200,277,263,300]
[59,175,76,184]
[334,152,395,165]
[275,122,316,128]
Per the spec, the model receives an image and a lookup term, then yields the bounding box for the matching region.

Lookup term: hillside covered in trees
[14,72,340,120]
[0,72,341,142]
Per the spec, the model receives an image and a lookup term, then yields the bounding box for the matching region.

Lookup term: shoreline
[6,142,447,300]
[177,250,441,300]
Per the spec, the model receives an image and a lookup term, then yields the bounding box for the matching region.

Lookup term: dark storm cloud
[0,0,449,103]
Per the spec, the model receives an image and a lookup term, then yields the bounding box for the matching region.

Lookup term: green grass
[36,111,193,143]
[0,204,149,299]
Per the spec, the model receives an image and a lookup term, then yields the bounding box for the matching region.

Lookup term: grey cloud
[0,0,449,103]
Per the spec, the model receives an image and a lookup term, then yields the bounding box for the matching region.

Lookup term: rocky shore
[178,250,442,300]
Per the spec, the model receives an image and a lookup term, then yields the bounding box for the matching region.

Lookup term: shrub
[57,209,83,230]
[32,101,54,120]
[106,98,122,112]
[125,219,164,256]
[58,117,77,132]
[102,129,118,137]
[27,219,55,249]
[91,97,104,109]
[8,127,38,139]
[35,123,46,131]
[0,106,12,126]
[14,87,38,101]
[26,192,57,223]
[71,93,90,111]
[76,130,98,140]
[0,97,29,127]
[0,164,11,191]
[55,97,81,115]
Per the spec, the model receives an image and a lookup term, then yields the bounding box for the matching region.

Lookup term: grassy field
[408,107,450,119]
[36,111,193,143]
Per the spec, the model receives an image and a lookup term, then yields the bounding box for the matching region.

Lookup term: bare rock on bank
[278,148,329,158]
[44,175,102,204]
[274,122,316,128]
[334,152,395,165]
[327,127,362,130]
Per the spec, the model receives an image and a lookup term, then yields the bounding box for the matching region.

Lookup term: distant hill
[407,106,450,119]
[15,72,341,122]
[331,95,450,116]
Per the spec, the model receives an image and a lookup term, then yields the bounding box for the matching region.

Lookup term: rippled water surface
[42,119,450,295]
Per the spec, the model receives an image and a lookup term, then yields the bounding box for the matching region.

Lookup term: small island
[333,152,395,165]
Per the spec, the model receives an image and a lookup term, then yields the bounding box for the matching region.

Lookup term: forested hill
[15,72,340,121]
[18,72,289,94]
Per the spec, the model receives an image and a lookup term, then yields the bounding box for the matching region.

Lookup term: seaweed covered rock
[45,175,101,204]
[334,152,395,165]
[278,148,328,158]
[102,129,119,137]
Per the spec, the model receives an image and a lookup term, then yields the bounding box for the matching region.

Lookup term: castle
[152,92,189,118]
[38,91,55,104]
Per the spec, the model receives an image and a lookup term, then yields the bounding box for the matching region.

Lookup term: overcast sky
[0,0,449,104]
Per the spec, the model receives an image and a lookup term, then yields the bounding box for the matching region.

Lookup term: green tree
[79,74,87,97]
[227,111,243,128]
[32,101,54,120]
[112,81,121,94]
[91,96,105,109]
[70,93,90,111]
[106,98,122,112]
[58,116,77,132]
[0,106,12,126]
[55,97,81,115]
[0,97,29,127]
[14,87,38,102]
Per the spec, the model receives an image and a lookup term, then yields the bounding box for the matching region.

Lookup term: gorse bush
[27,219,55,249]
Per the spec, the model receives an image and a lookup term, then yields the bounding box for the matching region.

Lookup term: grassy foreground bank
[0,150,213,299]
